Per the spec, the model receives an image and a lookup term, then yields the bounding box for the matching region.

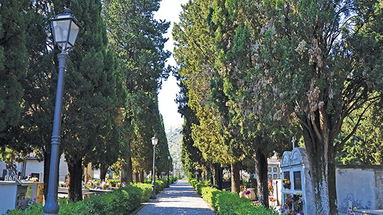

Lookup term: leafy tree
[20,1,55,198]
[0,0,28,136]
[105,0,171,184]
[175,77,206,180]
[253,0,383,213]
[0,2,55,199]
[337,103,383,165]
[50,0,125,202]
[174,0,293,201]
[173,0,235,183]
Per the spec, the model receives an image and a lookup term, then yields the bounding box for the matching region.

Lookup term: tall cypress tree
[0,0,28,136]
[105,0,170,183]
[51,0,124,202]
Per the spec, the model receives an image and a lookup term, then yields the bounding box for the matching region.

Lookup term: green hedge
[188,178,277,215]
[148,176,178,193]
[7,183,152,215]
[7,177,179,215]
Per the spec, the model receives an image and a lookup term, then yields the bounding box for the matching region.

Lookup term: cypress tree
[51,0,124,202]
[105,0,170,183]
[0,0,28,136]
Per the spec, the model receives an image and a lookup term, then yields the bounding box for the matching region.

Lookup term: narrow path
[135,179,215,215]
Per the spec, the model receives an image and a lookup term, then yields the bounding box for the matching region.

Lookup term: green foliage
[337,104,383,165]
[7,183,152,215]
[105,0,171,176]
[6,203,43,215]
[188,178,276,215]
[0,0,28,135]
[215,191,276,215]
[48,0,125,201]
[201,186,220,206]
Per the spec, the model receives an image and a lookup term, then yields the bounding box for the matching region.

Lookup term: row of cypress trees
[174,0,383,214]
[0,0,172,202]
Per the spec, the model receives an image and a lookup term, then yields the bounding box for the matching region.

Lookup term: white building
[0,155,69,182]
[267,153,281,180]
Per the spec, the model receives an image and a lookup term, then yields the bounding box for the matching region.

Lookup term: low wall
[336,166,383,213]
[0,181,17,214]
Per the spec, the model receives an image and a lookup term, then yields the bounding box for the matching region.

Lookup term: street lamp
[43,8,80,215]
[151,135,158,199]
[167,155,171,186]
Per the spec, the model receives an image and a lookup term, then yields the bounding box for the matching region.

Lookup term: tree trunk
[121,158,133,184]
[196,169,202,182]
[255,150,269,207]
[213,163,223,190]
[140,170,145,183]
[303,119,337,215]
[100,164,107,182]
[135,172,139,183]
[231,162,240,193]
[68,158,83,202]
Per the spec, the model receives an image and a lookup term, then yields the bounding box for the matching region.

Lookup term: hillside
[167,127,184,177]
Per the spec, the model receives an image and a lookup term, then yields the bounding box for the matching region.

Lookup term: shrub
[6,203,43,215]
[188,178,277,215]
[6,183,153,215]
[200,186,219,206]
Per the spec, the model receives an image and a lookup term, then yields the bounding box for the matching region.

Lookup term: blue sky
[155,0,188,131]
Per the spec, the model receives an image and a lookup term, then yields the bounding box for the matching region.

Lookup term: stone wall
[336,166,383,213]
[375,169,383,209]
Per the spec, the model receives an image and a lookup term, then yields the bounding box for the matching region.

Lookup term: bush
[147,176,178,192]
[201,186,219,206]
[188,178,277,215]
[6,183,153,215]
[6,203,43,215]
[7,178,175,215]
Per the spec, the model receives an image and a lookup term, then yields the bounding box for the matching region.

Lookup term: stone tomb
[280,147,314,214]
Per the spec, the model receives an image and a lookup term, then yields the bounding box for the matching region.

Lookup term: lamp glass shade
[152,136,158,146]
[52,18,71,47]
[68,21,80,46]
[51,13,79,50]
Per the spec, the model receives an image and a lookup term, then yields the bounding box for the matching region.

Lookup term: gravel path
[135,179,215,215]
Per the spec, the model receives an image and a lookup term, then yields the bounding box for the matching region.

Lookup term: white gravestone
[280,147,315,215]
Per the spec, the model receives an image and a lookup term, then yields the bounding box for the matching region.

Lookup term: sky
[155,0,189,131]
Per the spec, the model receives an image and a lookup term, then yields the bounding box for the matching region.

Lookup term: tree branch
[335,99,376,150]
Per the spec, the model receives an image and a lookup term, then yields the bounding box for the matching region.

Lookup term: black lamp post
[151,136,158,199]
[43,8,80,215]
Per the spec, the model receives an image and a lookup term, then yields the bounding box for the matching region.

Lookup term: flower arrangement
[239,189,251,199]
[281,193,304,215]
[283,179,291,189]
[243,190,251,195]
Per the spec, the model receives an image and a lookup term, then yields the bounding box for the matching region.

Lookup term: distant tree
[175,77,206,180]
[105,0,171,183]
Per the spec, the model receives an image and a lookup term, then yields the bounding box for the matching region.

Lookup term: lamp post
[43,8,80,215]
[151,135,158,199]
[167,155,170,186]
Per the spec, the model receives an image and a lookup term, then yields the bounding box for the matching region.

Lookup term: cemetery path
[134,179,215,215]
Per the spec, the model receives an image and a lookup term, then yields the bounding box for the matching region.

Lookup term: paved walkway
[135,179,215,215]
